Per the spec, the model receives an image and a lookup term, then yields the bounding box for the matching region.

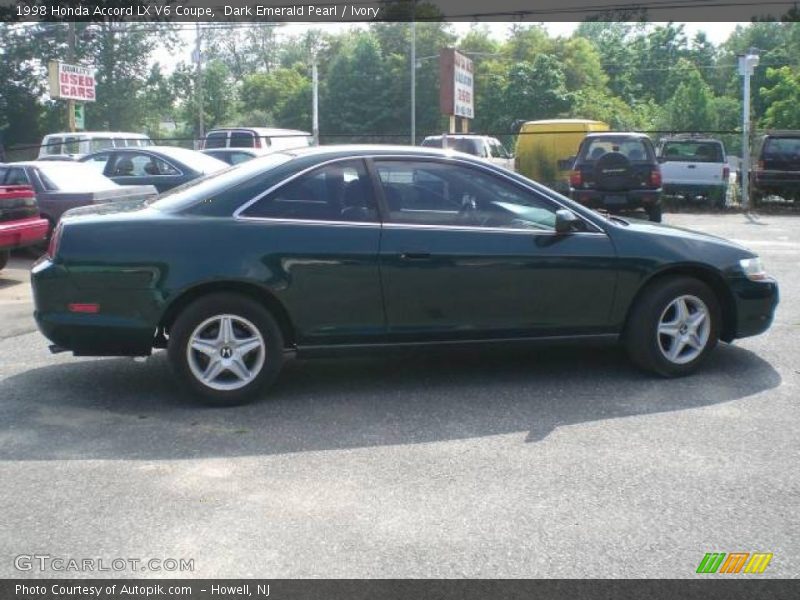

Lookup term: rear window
[581,138,652,162]
[204,132,228,149]
[91,138,114,152]
[421,138,480,156]
[763,137,800,157]
[230,131,255,148]
[661,141,723,162]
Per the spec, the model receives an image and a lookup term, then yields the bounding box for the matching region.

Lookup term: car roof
[584,132,651,139]
[42,131,150,138]
[202,147,259,153]
[423,134,491,140]
[282,144,476,160]
[206,127,310,135]
[660,137,722,143]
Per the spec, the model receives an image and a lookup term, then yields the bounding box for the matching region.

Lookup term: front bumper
[570,189,661,210]
[0,217,49,251]
[730,276,779,340]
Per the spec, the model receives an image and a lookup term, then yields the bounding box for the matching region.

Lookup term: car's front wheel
[0,249,9,271]
[625,276,720,377]
[168,293,285,406]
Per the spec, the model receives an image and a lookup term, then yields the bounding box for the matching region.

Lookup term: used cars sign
[47,61,96,102]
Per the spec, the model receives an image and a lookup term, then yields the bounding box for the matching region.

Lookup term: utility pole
[67,22,76,132]
[194,23,204,145]
[410,17,416,145]
[312,56,319,146]
[739,49,759,211]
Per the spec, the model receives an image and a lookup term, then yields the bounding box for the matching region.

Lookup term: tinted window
[205,132,228,149]
[763,137,800,157]
[661,141,723,162]
[109,153,180,177]
[581,138,652,162]
[375,160,557,230]
[230,131,255,148]
[242,159,376,222]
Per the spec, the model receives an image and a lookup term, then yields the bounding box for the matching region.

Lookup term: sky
[155,22,745,71]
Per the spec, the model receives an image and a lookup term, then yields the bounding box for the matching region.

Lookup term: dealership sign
[439,49,474,119]
[48,61,96,102]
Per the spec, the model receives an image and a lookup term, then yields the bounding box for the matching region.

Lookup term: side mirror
[555,209,580,234]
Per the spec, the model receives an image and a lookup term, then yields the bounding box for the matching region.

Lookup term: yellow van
[515,119,610,192]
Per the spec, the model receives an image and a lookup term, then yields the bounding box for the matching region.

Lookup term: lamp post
[738,49,759,211]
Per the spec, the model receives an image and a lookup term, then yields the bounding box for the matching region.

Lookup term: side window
[64,137,80,155]
[375,160,558,231]
[242,160,377,222]
[45,137,63,155]
[0,167,8,183]
[109,153,180,177]
[230,131,255,148]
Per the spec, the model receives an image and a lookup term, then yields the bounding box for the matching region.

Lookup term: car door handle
[400,252,431,260]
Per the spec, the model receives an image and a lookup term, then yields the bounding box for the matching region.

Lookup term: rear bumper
[0,217,49,251]
[662,183,727,197]
[730,276,779,340]
[570,189,661,210]
[31,257,156,356]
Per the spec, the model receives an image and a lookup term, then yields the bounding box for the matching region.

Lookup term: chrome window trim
[231,153,608,235]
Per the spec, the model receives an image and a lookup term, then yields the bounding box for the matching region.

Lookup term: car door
[234,158,385,345]
[373,158,618,340]
[106,151,186,192]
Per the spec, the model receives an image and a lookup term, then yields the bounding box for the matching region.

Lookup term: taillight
[723,165,730,180]
[649,168,662,187]
[47,222,63,259]
[569,170,582,187]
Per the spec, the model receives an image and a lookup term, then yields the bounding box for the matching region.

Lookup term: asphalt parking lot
[0,212,797,578]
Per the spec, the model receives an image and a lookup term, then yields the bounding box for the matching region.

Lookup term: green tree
[760,66,800,128]
[659,62,715,132]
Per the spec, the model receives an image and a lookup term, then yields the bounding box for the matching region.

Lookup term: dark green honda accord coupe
[31,146,778,405]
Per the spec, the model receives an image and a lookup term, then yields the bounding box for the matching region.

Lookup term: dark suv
[753,131,800,203]
[569,133,663,222]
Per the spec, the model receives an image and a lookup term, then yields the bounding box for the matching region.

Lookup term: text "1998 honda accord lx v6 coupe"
[31,146,778,405]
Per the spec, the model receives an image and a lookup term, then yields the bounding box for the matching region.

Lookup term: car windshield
[661,141,723,162]
[147,146,228,173]
[150,152,293,211]
[581,138,651,162]
[35,162,119,191]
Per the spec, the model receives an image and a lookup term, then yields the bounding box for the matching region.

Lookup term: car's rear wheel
[168,293,284,406]
[625,277,720,377]
[0,250,9,271]
[646,204,662,223]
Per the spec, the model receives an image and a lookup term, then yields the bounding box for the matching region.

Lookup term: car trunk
[0,186,39,224]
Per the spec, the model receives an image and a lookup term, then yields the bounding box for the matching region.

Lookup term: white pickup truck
[657,137,730,208]
[421,134,515,171]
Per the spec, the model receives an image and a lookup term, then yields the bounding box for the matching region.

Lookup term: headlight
[739,257,768,281]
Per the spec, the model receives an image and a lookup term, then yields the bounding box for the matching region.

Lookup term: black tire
[167,292,285,406]
[624,276,720,377]
[0,249,9,271]
[646,203,662,223]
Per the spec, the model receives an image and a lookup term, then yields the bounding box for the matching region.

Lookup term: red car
[0,185,49,270]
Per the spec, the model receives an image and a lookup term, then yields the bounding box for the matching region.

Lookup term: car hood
[609,218,757,259]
